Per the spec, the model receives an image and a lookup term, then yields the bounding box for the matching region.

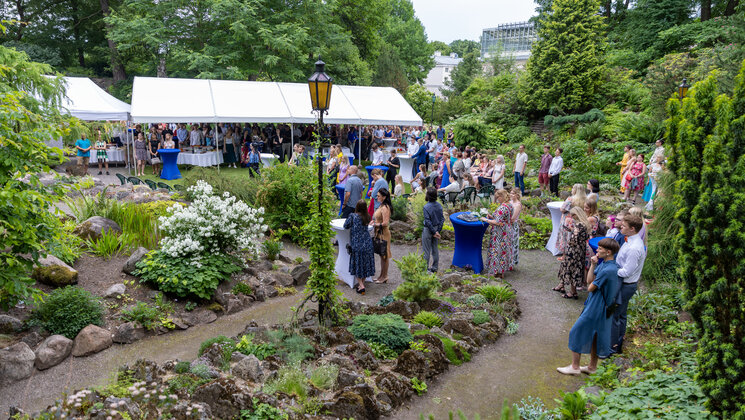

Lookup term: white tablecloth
[545,201,564,255]
[177,151,223,167]
[90,148,125,164]
[331,218,373,288]
[260,153,278,168]
[383,138,398,148]
[398,155,415,183]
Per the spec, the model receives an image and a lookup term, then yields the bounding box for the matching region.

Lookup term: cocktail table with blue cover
[450,211,489,274]
[335,184,345,216]
[365,165,389,186]
[158,149,181,180]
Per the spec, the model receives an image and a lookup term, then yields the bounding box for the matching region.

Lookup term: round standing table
[545,201,564,255]
[158,149,181,180]
[450,212,489,274]
[365,165,389,186]
[260,153,278,168]
[330,219,373,288]
[335,184,345,216]
[398,154,415,183]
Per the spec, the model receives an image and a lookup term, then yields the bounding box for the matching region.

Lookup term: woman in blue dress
[344,200,375,295]
[440,150,452,189]
[558,238,620,375]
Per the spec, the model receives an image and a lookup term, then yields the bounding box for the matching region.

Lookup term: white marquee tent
[130,76,422,126]
[56,76,131,121]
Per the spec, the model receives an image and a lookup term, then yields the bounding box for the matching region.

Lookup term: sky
[410,0,537,44]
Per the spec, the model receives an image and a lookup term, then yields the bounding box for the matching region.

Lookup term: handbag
[151,157,161,164]
[372,228,388,256]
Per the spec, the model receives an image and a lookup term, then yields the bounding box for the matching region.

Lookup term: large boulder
[31,255,78,287]
[0,315,23,334]
[339,342,379,371]
[72,325,113,357]
[375,371,413,407]
[366,300,419,319]
[0,342,35,386]
[192,377,252,420]
[182,309,217,326]
[441,318,481,345]
[34,335,73,370]
[388,220,411,241]
[232,354,263,383]
[73,216,122,241]
[123,247,150,275]
[104,283,126,298]
[265,271,294,287]
[104,397,142,419]
[112,322,145,344]
[326,383,379,420]
[393,334,448,380]
[290,263,311,286]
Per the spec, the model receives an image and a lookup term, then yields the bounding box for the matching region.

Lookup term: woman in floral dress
[344,200,375,294]
[482,189,513,279]
[510,188,522,268]
[557,184,586,259]
[554,207,591,299]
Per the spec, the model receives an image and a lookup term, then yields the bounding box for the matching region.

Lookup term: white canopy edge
[47,76,131,121]
[130,76,422,126]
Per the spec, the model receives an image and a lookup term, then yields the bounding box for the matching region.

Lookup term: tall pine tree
[667,60,745,418]
[523,0,607,114]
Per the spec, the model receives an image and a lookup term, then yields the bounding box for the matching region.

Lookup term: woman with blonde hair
[482,188,513,278]
[393,174,404,197]
[557,184,587,259]
[554,206,591,299]
[492,155,506,189]
[510,188,523,267]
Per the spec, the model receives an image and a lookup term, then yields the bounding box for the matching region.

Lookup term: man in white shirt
[513,144,528,195]
[610,213,646,354]
[370,143,385,166]
[548,147,564,197]
[651,139,665,166]
[407,137,419,157]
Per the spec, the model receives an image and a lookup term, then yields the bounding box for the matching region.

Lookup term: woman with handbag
[344,200,375,295]
[148,132,162,176]
[370,188,392,284]
[558,238,620,375]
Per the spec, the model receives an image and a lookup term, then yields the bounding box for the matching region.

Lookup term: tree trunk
[701,0,711,20]
[724,0,738,16]
[99,0,127,82]
[71,0,85,67]
[157,56,167,77]
[604,0,612,18]
[15,0,26,40]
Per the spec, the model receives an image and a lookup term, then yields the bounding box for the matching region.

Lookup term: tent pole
[358,125,361,167]
[128,124,132,176]
[216,122,220,174]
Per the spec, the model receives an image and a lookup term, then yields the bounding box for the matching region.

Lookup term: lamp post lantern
[307,56,333,323]
[678,78,690,102]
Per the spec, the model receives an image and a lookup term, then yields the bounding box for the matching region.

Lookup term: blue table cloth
[158,149,181,180]
[365,165,389,187]
[588,236,602,253]
[450,212,489,274]
[335,184,345,216]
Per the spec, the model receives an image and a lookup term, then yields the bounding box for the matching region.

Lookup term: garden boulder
[327,383,379,420]
[290,263,311,286]
[375,371,413,407]
[265,271,294,287]
[104,283,126,298]
[72,325,113,356]
[0,342,35,385]
[232,354,263,383]
[388,220,410,241]
[0,315,23,334]
[442,318,481,345]
[123,247,149,275]
[73,216,122,241]
[366,300,419,319]
[31,255,78,287]
[112,322,145,344]
[182,309,217,326]
[192,377,252,420]
[34,335,73,370]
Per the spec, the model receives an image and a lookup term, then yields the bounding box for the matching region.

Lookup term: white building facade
[424,51,463,98]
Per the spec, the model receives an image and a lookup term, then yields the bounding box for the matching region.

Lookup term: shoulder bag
[372,227,388,256]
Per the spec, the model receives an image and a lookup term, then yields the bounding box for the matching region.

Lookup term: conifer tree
[523,0,607,114]
[667,61,745,418]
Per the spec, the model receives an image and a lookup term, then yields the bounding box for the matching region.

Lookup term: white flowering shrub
[159,180,268,259]
[134,181,267,299]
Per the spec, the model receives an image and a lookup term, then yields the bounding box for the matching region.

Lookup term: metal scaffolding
[481,21,537,59]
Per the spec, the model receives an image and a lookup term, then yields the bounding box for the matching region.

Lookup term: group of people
[617,139,665,209]
[552,183,648,374]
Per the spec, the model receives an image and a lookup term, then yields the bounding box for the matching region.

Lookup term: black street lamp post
[431,93,436,125]
[678,78,690,102]
[307,56,333,321]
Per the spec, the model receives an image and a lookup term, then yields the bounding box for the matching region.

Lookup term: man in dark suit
[412,138,428,178]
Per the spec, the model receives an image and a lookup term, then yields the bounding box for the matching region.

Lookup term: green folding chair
[173,184,185,192]
[157,182,172,191]
[128,176,142,185]
[144,179,158,190]
[115,173,127,185]
[477,185,495,204]
[461,186,477,205]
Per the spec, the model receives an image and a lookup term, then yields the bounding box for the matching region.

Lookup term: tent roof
[55,76,131,121]
[130,76,422,126]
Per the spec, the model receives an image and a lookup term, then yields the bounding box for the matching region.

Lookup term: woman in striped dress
[482,189,513,279]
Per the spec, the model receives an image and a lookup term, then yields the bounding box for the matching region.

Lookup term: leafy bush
[348,314,413,353]
[262,237,283,261]
[628,286,682,332]
[465,294,488,307]
[189,362,214,380]
[414,330,471,366]
[413,310,444,328]
[29,286,104,339]
[411,377,428,395]
[378,294,394,307]
[174,361,191,374]
[552,390,589,420]
[452,114,504,150]
[266,330,314,364]
[120,301,162,331]
[516,396,554,420]
[232,282,253,296]
[471,310,490,325]
[391,196,408,221]
[198,335,236,357]
[409,193,427,236]
[134,250,242,299]
[159,180,267,260]
[308,363,339,390]
[506,125,533,144]
[47,220,83,265]
[392,252,440,302]
[240,399,288,420]
[263,364,308,398]
[369,342,399,359]
[235,334,276,360]
[167,374,210,395]
[477,284,515,304]
[544,108,605,129]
